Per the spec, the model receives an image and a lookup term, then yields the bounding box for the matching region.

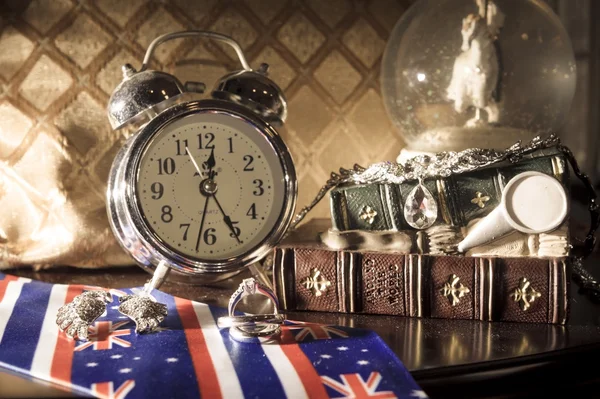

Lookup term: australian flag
[0,273,427,398]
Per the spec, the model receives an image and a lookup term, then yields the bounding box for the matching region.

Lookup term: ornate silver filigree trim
[331,135,558,185]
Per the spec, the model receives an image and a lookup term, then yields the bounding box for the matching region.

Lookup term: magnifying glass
[457,171,568,253]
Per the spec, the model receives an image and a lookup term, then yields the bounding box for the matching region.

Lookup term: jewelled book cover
[324,148,570,258]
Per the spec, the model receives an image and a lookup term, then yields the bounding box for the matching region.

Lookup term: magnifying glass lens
[504,174,568,234]
[457,172,568,253]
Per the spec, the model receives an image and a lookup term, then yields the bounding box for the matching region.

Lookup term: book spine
[273,248,570,325]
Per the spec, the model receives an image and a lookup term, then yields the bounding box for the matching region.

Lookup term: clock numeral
[203,228,217,245]
[227,137,234,153]
[243,155,254,171]
[150,182,164,199]
[246,203,257,220]
[229,221,241,238]
[161,205,173,223]
[157,157,176,175]
[198,132,215,150]
[179,223,190,241]
[175,139,189,156]
[253,179,264,196]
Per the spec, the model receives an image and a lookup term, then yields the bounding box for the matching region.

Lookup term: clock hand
[212,194,242,244]
[193,147,239,244]
[186,147,215,179]
[186,147,236,246]
[203,148,216,179]
[195,194,210,252]
[186,147,215,252]
[186,147,204,178]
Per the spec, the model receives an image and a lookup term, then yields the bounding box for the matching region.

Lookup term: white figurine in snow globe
[381,0,576,162]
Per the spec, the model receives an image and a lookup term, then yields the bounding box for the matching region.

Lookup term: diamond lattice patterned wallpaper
[0,0,409,240]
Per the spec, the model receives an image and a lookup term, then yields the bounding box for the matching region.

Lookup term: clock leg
[143,260,171,294]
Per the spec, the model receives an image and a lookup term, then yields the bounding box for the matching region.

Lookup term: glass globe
[381,0,576,158]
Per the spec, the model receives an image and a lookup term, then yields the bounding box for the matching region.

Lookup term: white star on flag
[119,368,132,374]
[166,358,179,363]
[361,349,369,352]
[86,363,98,367]
[357,360,370,366]
[111,354,123,359]
[320,354,332,359]
[133,357,141,360]
[411,389,429,398]
[337,346,349,351]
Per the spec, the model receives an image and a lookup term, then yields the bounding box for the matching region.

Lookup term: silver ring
[229,324,281,343]
[217,314,285,329]
[221,278,283,342]
[227,277,279,316]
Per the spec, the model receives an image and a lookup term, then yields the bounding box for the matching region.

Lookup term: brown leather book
[272,220,570,325]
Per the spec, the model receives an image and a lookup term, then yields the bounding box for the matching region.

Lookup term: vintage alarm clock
[106,31,297,286]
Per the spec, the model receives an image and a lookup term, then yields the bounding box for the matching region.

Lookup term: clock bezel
[106,99,297,284]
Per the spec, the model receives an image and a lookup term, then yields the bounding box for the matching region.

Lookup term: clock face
[135,111,287,261]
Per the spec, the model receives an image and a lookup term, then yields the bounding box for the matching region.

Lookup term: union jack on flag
[286,320,349,341]
[0,273,427,398]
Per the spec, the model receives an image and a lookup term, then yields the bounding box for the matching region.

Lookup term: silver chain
[557,143,600,299]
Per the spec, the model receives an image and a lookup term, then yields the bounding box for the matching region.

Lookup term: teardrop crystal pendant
[403,181,438,229]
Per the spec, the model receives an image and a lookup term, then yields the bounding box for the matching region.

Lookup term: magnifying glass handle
[457,207,513,253]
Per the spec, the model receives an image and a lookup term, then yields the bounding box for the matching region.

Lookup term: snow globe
[381,0,576,161]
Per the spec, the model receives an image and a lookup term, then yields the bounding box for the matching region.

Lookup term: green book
[329,148,569,232]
